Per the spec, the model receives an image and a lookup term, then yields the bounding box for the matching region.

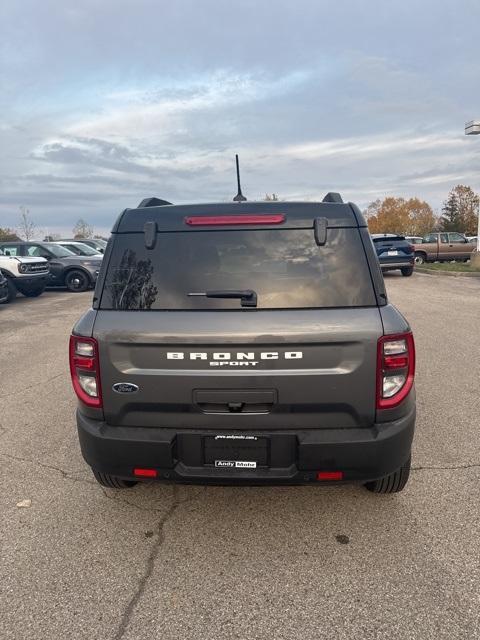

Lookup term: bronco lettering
[166,351,304,360]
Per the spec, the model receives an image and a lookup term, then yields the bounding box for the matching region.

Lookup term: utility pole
[465,121,480,267]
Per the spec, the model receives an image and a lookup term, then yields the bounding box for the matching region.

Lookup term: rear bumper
[379,260,414,270]
[76,407,415,485]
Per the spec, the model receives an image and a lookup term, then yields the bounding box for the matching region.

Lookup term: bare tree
[18,206,36,240]
[73,219,94,239]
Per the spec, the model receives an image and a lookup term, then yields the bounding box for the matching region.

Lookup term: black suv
[371,234,415,276]
[0,242,102,292]
[70,194,416,493]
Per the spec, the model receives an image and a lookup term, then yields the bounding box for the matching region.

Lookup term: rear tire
[401,267,414,277]
[414,252,426,265]
[92,469,137,489]
[364,456,411,493]
[65,269,90,292]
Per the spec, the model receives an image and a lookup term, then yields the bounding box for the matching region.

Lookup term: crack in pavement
[412,463,480,471]
[101,488,164,514]
[111,485,207,639]
[0,451,96,486]
[0,373,64,400]
[101,485,206,514]
[113,485,180,640]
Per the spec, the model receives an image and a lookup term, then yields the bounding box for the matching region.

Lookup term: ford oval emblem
[112,382,139,394]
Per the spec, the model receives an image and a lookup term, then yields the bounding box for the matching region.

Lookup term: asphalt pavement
[1,273,479,640]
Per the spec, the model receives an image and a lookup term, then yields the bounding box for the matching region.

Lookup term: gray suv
[70,194,416,493]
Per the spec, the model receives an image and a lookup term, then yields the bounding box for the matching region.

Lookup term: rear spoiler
[322,192,343,204]
[137,197,172,208]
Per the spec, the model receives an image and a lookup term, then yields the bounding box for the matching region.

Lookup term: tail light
[69,335,102,408]
[376,332,415,409]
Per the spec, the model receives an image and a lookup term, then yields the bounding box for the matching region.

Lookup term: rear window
[100,228,376,310]
[371,235,405,243]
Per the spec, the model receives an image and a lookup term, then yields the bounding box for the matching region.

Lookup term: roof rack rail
[137,197,172,208]
[322,192,343,204]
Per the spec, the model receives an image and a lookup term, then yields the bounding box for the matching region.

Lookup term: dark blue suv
[371,234,414,277]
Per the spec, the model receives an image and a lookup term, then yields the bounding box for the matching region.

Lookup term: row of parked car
[0,238,107,304]
[371,231,477,275]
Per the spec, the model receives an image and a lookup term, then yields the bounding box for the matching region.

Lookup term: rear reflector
[133,468,157,478]
[316,471,344,481]
[185,214,285,226]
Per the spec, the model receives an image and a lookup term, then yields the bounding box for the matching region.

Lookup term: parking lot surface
[1,273,479,640]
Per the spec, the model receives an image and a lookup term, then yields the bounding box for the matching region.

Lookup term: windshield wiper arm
[188,289,257,307]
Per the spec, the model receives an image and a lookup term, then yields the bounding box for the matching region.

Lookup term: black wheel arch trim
[0,268,17,279]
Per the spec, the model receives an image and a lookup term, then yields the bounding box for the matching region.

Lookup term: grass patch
[419,261,480,272]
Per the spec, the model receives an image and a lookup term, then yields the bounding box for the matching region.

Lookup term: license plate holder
[387,250,399,256]
[204,435,269,468]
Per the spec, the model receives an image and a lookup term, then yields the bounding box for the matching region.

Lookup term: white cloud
[2,0,480,232]
[65,70,312,140]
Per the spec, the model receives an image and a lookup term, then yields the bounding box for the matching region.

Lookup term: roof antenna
[233,154,247,202]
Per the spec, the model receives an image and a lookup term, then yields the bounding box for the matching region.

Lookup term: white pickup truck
[0,249,49,302]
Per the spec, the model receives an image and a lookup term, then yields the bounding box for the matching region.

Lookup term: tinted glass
[100,228,376,310]
[48,244,76,257]
[371,236,405,242]
[27,246,51,257]
[61,244,81,254]
[424,234,437,242]
[63,243,98,255]
[448,233,465,242]
[440,233,449,243]
[0,245,20,256]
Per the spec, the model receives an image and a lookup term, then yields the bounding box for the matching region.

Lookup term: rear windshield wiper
[188,289,257,307]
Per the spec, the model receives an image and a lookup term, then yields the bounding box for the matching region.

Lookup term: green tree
[440,185,479,235]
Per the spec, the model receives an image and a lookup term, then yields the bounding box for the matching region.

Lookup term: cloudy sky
[1,0,480,236]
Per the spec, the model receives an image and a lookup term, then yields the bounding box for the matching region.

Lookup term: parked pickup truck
[413,232,476,265]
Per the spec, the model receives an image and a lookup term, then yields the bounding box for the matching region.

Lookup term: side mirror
[41,254,51,260]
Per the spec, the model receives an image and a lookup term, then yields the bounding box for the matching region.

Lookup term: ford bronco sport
[70,193,416,493]
[0,248,49,301]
